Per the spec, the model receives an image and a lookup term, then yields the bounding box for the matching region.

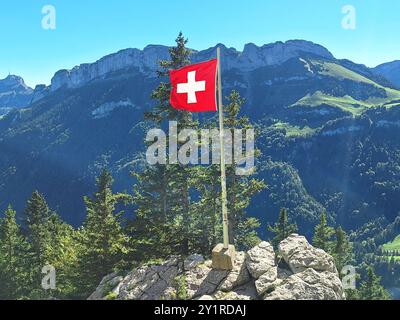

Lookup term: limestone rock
[89,234,344,301]
[117,257,182,300]
[50,41,333,92]
[245,241,276,279]
[0,75,34,114]
[264,268,345,300]
[218,252,251,291]
[185,261,228,299]
[88,272,123,300]
[214,282,258,300]
[278,234,337,274]
[255,266,278,295]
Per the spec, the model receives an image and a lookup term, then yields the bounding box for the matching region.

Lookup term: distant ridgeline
[0,40,400,266]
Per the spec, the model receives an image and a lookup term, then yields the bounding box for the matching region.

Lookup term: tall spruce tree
[0,205,31,299]
[24,190,53,292]
[78,169,131,296]
[132,32,207,258]
[268,208,298,247]
[312,211,335,253]
[223,90,265,250]
[133,35,264,258]
[333,226,353,271]
[24,191,76,298]
[359,266,391,300]
[45,213,81,299]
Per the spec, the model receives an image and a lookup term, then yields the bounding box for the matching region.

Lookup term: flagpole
[217,47,230,249]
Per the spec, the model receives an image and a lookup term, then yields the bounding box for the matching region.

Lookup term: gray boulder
[245,241,276,279]
[278,234,337,274]
[264,268,345,300]
[89,234,344,301]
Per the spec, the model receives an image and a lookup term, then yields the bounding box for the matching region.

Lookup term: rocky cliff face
[89,234,345,300]
[0,75,33,114]
[50,45,170,91]
[50,40,334,91]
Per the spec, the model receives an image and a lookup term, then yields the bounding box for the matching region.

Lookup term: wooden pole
[217,47,229,249]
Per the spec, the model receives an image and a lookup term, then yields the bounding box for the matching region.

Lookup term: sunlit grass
[383,235,400,252]
[290,91,368,115]
[289,59,400,115]
[270,121,316,137]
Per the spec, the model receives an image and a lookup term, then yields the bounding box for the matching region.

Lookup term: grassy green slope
[383,235,400,252]
[290,60,400,115]
[270,122,316,137]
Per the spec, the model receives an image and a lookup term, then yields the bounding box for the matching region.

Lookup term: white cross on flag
[169,59,218,112]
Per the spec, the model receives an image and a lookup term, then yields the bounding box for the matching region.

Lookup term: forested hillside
[0,34,399,298]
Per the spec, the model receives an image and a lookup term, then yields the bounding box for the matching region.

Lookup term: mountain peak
[49,40,335,91]
[0,74,28,88]
[242,39,334,63]
[372,60,400,87]
[0,75,33,113]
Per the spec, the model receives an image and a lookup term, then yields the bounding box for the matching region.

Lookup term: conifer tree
[24,191,76,298]
[223,90,265,250]
[333,226,353,271]
[24,190,53,291]
[0,205,31,299]
[359,266,391,300]
[268,208,298,247]
[312,211,335,253]
[133,35,264,258]
[78,169,131,296]
[45,213,81,299]
[132,32,205,258]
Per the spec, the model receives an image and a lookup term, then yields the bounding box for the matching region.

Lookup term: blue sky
[1,0,399,87]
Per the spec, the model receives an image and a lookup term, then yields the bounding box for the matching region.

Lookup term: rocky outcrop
[0,75,33,114]
[50,45,170,91]
[89,234,345,300]
[31,84,50,104]
[2,40,335,110]
[278,234,337,274]
[50,40,333,91]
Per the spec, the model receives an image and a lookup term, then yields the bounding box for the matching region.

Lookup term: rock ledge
[88,234,345,300]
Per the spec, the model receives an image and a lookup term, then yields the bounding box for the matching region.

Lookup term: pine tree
[132,32,207,258]
[223,90,265,250]
[312,211,335,253]
[333,226,353,271]
[132,35,265,258]
[268,208,298,247]
[78,169,131,296]
[24,190,53,293]
[45,213,81,299]
[195,90,265,251]
[359,266,391,300]
[0,205,31,299]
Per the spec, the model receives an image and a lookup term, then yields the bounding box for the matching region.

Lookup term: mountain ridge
[0,75,34,115]
[0,39,399,233]
[373,60,400,87]
[3,39,399,114]
[49,39,335,91]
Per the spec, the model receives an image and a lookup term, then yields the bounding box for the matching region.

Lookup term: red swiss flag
[169,59,218,112]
